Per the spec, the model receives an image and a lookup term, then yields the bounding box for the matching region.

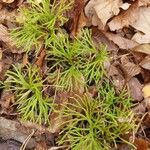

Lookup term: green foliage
[58,81,135,150]
[4,64,52,125]
[48,29,108,91]
[11,0,73,53]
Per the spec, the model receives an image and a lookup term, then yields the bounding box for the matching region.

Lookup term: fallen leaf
[35,48,46,68]
[102,31,138,49]
[0,24,20,53]
[128,77,143,101]
[131,6,150,44]
[35,142,48,150]
[132,52,146,64]
[134,138,150,150]
[120,3,131,10]
[2,0,14,4]
[0,8,17,23]
[85,0,123,29]
[140,55,150,70]
[92,27,119,51]
[121,62,141,80]
[132,44,150,55]
[64,0,86,37]
[138,0,150,6]
[108,1,139,31]
[108,64,125,92]
[142,84,150,98]
[132,101,146,114]
[141,69,150,83]
[0,90,15,109]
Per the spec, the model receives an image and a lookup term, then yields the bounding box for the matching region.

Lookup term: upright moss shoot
[11,0,73,53]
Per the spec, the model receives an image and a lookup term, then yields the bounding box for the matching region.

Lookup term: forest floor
[0,0,150,150]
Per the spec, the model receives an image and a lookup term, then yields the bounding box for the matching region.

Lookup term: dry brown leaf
[92,27,119,51]
[0,24,21,53]
[128,77,143,101]
[0,8,17,23]
[132,44,150,55]
[141,69,150,83]
[0,24,14,45]
[85,0,123,29]
[35,48,46,68]
[140,55,150,70]
[64,0,86,37]
[0,90,15,109]
[108,64,125,92]
[134,138,150,150]
[142,84,150,98]
[108,1,139,31]
[35,142,48,150]
[121,62,141,80]
[102,31,138,49]
[131,6,150,44]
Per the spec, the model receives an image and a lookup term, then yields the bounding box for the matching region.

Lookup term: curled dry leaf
[140,55,150,70]
[85,0,123,29]
[102,31,138,49]
[132,44,150,55]
[132,6,150,44]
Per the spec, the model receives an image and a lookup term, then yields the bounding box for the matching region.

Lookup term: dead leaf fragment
[131,6,150,44]
[121,62,141,80]
[128,77,143,101]
[134,138,150,150]
[142,84,150,98]
[85,0,123,29]
[103,31,138,49]
[108,1,139,31]
[140,55,150,70]
[92,27,119,51]
[132,44,150,55]
[2,0,14,3]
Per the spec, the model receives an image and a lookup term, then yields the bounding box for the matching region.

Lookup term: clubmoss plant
[11,0,73,53]
[4,64,52,125]
[48,29,108,91]
[58,81,135,150]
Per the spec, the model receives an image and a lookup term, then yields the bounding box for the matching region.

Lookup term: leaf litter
[0,0,150,149]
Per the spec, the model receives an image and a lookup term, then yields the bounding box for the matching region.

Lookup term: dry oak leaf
[85,0,123,29]
[102,31,138,49]
[131,6,150,44]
